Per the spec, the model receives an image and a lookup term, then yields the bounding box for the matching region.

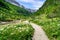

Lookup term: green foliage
[31,18,60,40]
[34,0,60,18]
[0,0,31,21]
[0,0,60,40]
[30,0,60,40]
[0,23,34,40]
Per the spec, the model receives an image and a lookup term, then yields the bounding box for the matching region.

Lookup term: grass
[29,0,60,40]
[0,0,31,21]
[30,17,60,40]
[0,0,60,40]
[0,22,34,40]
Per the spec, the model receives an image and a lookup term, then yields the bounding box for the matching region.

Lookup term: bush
[0,23,34,40]
[31,18,60,40]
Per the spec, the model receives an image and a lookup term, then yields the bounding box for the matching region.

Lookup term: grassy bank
[0,22,34,40]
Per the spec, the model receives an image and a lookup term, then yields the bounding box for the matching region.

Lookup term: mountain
[5,0,20,6]
[27,9,37,13]
[6,0,37,13]
[5,0,35,13]
[35,0,60,18]
[0,0,31,21]
[31,0,60,40]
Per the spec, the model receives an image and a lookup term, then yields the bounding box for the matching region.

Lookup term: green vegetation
[0,0,60,40]
[0,0,34,40]
[0,22,34,40]
[35,0,60,18]
[0,0,31,21]
[31,18,60,40]
[30,0,60,40]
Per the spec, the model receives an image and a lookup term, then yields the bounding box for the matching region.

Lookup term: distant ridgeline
[5,0,20,6]
[0,0,60,21]
[35,0,60,18]
[0,0,32,21]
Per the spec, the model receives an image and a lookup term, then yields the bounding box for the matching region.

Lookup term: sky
[16,0,46,10]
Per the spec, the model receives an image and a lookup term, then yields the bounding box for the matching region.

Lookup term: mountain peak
[5,0,20,6]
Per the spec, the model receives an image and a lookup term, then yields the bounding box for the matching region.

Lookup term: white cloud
[32,1,44,9]
[19,0,35,3]
[16,0,45,10]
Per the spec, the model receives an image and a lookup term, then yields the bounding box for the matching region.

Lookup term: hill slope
[30,0,60,40]
[0,0,31,21]
[35,0,60,18]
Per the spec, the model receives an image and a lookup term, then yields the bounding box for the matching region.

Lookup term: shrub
[0,23,34,40]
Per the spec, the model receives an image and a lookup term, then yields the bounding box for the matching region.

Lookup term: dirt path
[30,23,49,40]
[23,21,49,40]
[0,20,49,40]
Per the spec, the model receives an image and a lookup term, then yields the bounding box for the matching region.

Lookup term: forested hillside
[30,0,60,40]
[0,0,31,21]
[35,0,60,18]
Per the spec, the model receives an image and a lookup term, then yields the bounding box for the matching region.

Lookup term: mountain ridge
[0,0,32,21]
[35,0,60,18]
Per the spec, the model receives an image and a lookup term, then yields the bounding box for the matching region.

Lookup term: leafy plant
[0,23,34,40]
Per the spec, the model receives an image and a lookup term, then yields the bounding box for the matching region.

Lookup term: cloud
[32,1,45,9]
[19,0,35,3]
[16,0,45,10]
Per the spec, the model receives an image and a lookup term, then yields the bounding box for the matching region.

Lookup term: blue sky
[16,0,46,10]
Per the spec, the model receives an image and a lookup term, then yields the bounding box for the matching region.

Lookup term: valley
[0,0,60,40]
